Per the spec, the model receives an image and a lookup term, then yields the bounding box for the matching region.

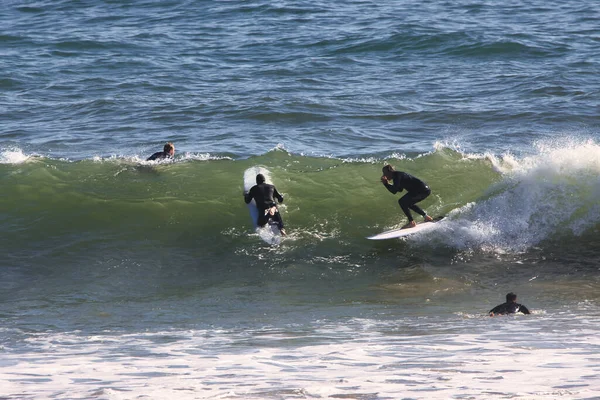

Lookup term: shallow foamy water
[3,309,600,400]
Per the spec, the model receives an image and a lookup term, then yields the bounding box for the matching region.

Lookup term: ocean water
[2,1,600,399]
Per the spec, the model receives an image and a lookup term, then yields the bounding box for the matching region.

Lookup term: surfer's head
[163,142,175,155]
[506,292,517,303]
[382,164,395,179]
[256,174,265,184]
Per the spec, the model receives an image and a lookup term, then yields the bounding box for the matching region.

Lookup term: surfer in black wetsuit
[381,164,433,229]
[244,173,286,235]
[147,142,175,161]
[489,292,531,316]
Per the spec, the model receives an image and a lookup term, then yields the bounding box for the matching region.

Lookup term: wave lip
[0,148,31,164]
[418,137,600,253]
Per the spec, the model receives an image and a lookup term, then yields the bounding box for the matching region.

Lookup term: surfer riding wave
[381,164,433,229]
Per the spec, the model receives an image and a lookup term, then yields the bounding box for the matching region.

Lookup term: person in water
[489,292,531,316]
[147,142,175,161]
[244,173,286,235]
[381,164,433,229]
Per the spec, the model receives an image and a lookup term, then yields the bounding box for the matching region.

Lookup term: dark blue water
[3,1,599,159]
[2,1,600,398]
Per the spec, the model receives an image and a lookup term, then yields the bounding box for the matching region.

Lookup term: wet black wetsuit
[489,302,531,315]
[383,171,431,222]
[147,151,172,161]
[244,183,284,229]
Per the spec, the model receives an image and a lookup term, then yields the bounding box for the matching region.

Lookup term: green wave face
[2,149,498,246]
[5,141,600,268]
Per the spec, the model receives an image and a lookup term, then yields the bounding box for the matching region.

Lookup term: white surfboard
[367,216,444,240]
[243,166,282,245]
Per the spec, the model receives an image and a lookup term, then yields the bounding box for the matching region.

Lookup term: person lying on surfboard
[381,164,433,229]
[147,142,175,161]
[489,292,531,316]
[244,173,286,236]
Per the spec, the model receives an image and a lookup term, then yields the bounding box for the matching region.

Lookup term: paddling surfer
[489,292,531,316]
[244,173,286,235]
[147,142,175,161]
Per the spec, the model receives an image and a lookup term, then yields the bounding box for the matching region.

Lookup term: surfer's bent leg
[257,211,269,227]
[399,188,431,221]
[272,210,284,230]
[398,195,415,222]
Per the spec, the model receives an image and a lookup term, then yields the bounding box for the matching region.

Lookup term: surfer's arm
[519,305,531,315]
[381,175,402,194]
[383,181,401,194]
[244,187,254,204]
[274,188,284,203]
[489,305,501,315]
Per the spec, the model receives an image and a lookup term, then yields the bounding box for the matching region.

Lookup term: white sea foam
[0,148,31,164]
[2,313,599,399]
[386,152,408,161]
[416,138,600,253]
[90,152,231,164]
[179,152,233,161]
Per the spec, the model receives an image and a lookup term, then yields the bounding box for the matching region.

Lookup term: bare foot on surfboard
[402,221,417,229]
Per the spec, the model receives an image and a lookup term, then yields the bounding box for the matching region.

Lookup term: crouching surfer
[381,164,433,229]
[244,173,286,236]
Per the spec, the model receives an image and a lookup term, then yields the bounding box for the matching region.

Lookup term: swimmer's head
[163,142,175,155]
[256,174,265,184]
[506,292,517,302]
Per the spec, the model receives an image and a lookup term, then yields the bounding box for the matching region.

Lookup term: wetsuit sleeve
[383,179,403,194]
[384,171,405,194]
[519,304,531,314]
[244,186,254,204]
[489,305,502,315]
[147,151,170,161]
[383,182,397,194]
[274,187,284,203]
